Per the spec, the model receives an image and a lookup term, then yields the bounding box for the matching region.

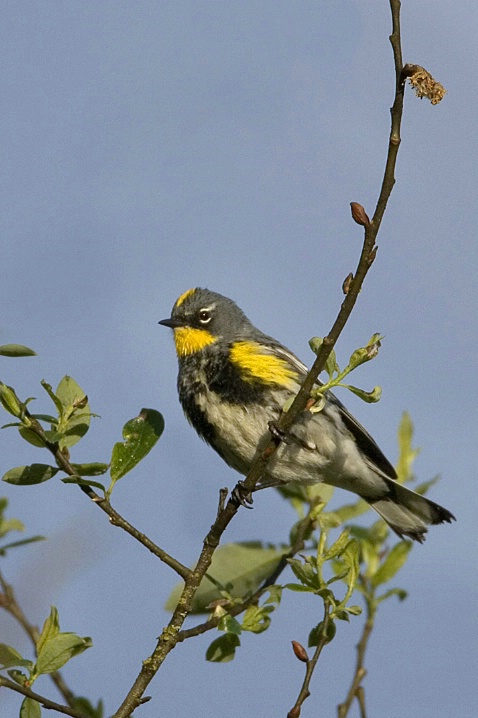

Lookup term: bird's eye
[198,309,212,324]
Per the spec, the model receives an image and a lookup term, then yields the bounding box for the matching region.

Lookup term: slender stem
[287,602,333,718]
[19,419,191,581]
[0,676,88,718]
[0,570,76,707]
[177,507,317,643]
[337,592,377,718]
[111,0,407,705]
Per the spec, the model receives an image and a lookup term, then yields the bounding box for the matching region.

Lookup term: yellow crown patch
[175,288,196,308]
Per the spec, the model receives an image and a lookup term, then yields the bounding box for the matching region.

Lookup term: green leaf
[70,697,104,718]
[7,669,28,685]
[308,619,336,647]
[18,427,47,448]
[275,482,308,502]
[377,587,408,604]
[0,382,23,417]
[283,583,315,593]
[2,464,59,486]
[109,409,164,491]
[263,585,282,606]
[415,475,440,496]
[341,540,359,593]
[0,535,45,556]
[396,412,421,484]
[242,605,272,634]
[218,615,242,635]
[287,557,320,590]
[20,697,41,718]
[35,633,92,674]
[318,511,342,529]
[0,644,33,669]
[36,607,60,656]
[371,541,412,587]
[324,531,352,561]
[309,336,324,356]
[41,380,64,416]
[0,344,36,357]
[324,348,339,379]
[206,633,240,663]
[61,477,106,493]
[334,499,370,523]
[345,604,362,615]
[342,384,382,403]
[0,515,24,539]
[70,463,109,476]
[346,334,383,371]
[55,376,91,448]
[165,542,283,613]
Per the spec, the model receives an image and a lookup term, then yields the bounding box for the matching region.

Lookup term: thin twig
[287,602,333,717]
[337,590,376,718]
[0,676,89,718]
[0,570,76,707]
[176,507,317,643]
[17,420,191,581]
[110,3,407,704]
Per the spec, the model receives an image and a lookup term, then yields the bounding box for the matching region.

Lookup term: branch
[176,506,318,643]
[287,602,333,718]
[0,570,76,708]
[0,676,89,718]
[237,0,406,503]
[109,3,409,713]
[17,418,191,581]
[337,589,377,718]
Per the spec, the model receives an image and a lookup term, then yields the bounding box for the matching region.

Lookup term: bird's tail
[363,478,455,543]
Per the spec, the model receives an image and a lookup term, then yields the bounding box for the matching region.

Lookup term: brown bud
[288,707,301,718]
[350,202,370,227]
[342,272,354,295]
[291,640,309,663]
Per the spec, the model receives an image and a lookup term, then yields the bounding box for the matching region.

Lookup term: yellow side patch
[174,326,217,357]
[175,288,196,308]
[230,341,298,388]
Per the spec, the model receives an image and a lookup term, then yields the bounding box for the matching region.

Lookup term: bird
[159,288,455,542]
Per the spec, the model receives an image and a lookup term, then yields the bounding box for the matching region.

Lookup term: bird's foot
[231,481,254,509]
[268,420,293,445]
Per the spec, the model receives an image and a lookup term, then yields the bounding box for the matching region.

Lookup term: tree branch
[337,588,377,718]
[0,570,76,708]
[109,2,409,712]
[0,676,89,718]
[16,420,191,581]
[287,601,333,718]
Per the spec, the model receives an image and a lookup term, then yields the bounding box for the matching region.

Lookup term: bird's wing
[269,341,398,481]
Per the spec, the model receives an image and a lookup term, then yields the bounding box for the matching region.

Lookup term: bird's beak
[158,317,186,329]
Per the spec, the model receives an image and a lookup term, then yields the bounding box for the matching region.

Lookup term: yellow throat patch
[174,326,217,357]
[230,341,298,388]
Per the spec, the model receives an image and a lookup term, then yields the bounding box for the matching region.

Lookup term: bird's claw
[268,420,293,445]
[231,481,254,509]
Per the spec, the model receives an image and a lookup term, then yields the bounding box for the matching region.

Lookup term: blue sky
[1,2,477,717]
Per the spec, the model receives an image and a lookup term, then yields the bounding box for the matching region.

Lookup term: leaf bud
[350,202,370,227]
[291,640,309,663]
[0,382,23,418]
[342,273,354,295]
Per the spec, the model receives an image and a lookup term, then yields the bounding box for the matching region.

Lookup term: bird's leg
[267,420,293,445]
[231,481,254,508]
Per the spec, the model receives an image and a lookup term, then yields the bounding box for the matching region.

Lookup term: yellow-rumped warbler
[159,288,454,542]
